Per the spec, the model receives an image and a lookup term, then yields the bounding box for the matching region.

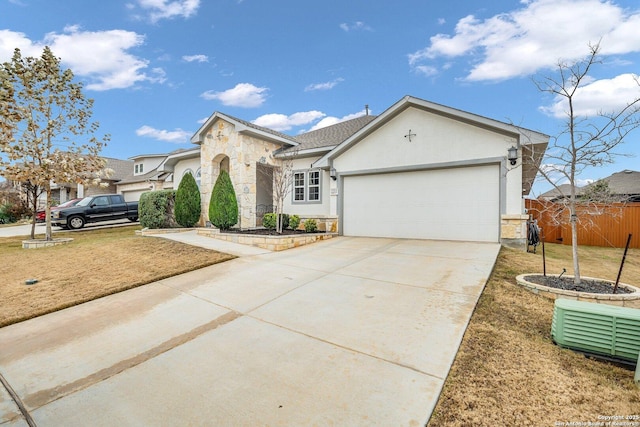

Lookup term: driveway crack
[0,370,37,426]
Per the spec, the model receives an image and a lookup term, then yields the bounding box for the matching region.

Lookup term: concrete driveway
[0,236,499,426]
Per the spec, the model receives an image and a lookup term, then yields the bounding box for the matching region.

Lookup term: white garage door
[342,165,500,242]
[122,190,147,202]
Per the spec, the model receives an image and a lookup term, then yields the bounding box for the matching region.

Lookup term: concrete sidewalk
[0,236,499,426]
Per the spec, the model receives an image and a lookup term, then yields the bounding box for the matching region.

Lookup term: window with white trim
[294,172,305,201]
[292,170,321,203]
[195,168,201,190]
[308,170,320,201]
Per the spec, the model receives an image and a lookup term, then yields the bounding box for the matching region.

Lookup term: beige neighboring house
[115,148,201,201]
[42,157,134,207]
[186,95,549,248]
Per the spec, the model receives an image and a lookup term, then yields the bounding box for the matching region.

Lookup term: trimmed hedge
[208,170,238,230]
[289,214,300,230]
[304,218,317,233]
[263,213,277,230]
[139,190,178,229]
[175,172,201,227]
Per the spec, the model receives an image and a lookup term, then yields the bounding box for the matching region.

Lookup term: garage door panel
[342,166,499,242]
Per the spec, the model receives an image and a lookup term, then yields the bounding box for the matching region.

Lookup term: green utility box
[552,299,640,363]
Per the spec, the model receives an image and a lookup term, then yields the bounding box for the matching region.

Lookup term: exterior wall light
[330,167,337,181]
[508,145,518,166]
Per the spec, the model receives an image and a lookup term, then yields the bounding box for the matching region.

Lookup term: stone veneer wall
[199,119,283,229]
[500,213,528,249]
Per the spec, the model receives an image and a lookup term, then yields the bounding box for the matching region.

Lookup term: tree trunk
[30,216,36,240]
[29,190,37,240]
[570,208,581,285]
[45,183,52,241]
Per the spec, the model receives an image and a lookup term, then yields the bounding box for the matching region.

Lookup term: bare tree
[0,46,110,240]
[530,42,640,284]
[271,150,296,234]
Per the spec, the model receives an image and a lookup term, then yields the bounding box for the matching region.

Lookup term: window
[292,170,321,203]
[294,172,305,201]
[195,168,201,190]
[93,196,109,206]
[134,164,139,174]
[308,171,320,201]
[139,164,143,173]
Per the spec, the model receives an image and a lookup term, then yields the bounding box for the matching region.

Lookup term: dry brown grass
[428,243,640,426]
[0,226,235,327]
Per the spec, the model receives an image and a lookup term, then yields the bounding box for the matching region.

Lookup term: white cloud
[182,54,208,63]
[136,125,191,143]
[134,0,200,23]
[304,78,344,92]
[0,27,158,91]
[201,83,268,108]
[339,21,373,32]
[540,73,640,118]
[409,0,640,81]
[308,110,369,132]
[252,111,326,132]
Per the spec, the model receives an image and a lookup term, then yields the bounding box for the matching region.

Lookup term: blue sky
[1,0,639,195]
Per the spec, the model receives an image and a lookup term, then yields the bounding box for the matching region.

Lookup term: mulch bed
[524,275,633,294]
[220,228,325,236]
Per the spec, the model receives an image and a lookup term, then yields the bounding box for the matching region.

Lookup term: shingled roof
[600,170,640,196]
[288,115,377,151]
[103,157,135,181]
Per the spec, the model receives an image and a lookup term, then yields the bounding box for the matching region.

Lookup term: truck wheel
[68,216,85,230]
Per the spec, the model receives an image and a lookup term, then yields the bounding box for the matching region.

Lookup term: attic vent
[552,299,640,363]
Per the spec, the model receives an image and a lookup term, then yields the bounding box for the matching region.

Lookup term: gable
[332,106,517,172]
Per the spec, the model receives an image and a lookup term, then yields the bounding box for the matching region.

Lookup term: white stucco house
[183,95,549,248]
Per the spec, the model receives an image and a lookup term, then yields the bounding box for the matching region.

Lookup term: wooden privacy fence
[525,199,640,249]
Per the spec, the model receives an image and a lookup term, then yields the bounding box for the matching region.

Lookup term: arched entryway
[256,163,274,226]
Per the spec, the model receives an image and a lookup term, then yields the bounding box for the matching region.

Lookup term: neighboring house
[32,157,134,208]
[115,148,201,201]
[188,95,549,247]
[537,170,640,203]
[538,184,585,202]
[597,170,640,202]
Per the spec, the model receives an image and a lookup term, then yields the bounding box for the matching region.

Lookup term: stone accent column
[500,214,528,249]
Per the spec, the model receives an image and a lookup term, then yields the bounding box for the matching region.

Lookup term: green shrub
[0,204,12,224]
[289,214,300,230]
[304,218,317,233]
[175,172,201,227]
[279,213,289,230]
[208,170,238,230]
[139,190,177,229]
[262,213,276,230]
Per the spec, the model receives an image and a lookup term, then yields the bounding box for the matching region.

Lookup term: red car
[35,198,83,223]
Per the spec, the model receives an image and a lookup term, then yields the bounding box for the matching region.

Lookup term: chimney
[365,104,369,116]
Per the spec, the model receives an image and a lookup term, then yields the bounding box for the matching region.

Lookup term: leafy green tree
[175,172,201,227]
[0,46,110,240]
[208,170,238,230]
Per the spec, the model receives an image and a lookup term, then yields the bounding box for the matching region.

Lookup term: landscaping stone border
[197,228,336,251]
[22,238,74,249]
[516,274,640,308]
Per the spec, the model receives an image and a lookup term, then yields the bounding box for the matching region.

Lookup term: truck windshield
[76,197,94,207]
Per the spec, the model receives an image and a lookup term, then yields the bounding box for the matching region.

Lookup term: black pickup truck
[52,194,139,230]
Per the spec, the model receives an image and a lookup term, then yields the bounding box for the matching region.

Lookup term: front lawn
[0,225,235,327]
[428,243,640,426]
